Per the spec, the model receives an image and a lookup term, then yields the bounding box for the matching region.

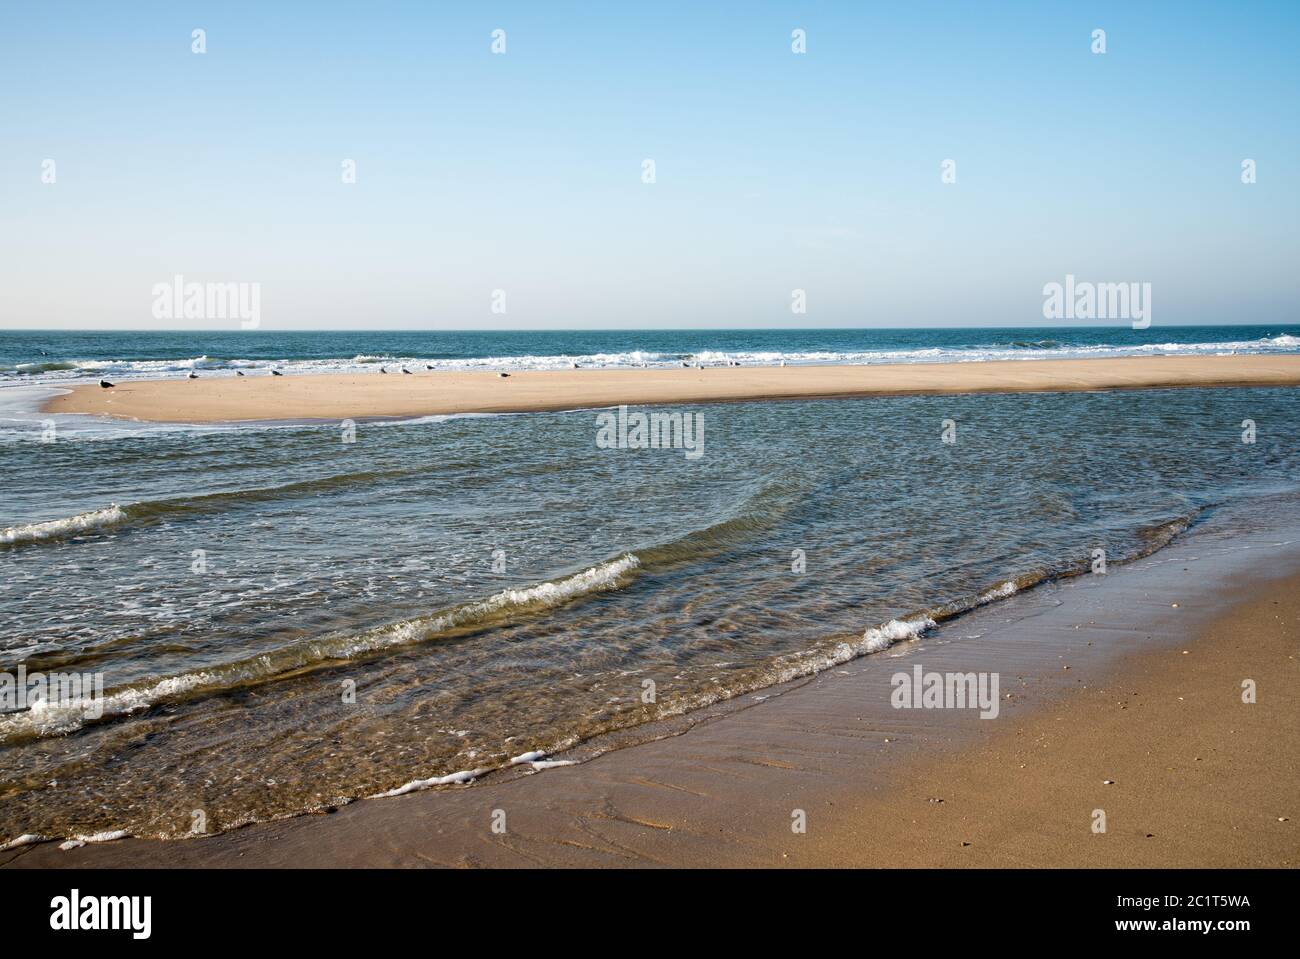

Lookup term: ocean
[2,325,1299,384]
[2,325,1299,844]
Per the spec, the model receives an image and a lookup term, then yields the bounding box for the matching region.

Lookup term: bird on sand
[271,369,283,376]
[99,379,114,388]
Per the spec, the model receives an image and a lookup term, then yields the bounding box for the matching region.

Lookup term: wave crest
[0,505,127,546]
[0,554,642,743]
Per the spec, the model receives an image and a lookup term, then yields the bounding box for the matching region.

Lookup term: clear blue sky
[1,1,1296,329]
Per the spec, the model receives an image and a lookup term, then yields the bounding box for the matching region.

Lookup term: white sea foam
[861,616,938,653]
[6,334,1299,389]
[506,750,577,770]
[29,829,129,850]
[370,768,488,798]
[0,504,128,545]
[975,580,1018,605]
[509,750,548,765]
[75,829,129,843]
[0,669,217,742]
[736,614,941,696]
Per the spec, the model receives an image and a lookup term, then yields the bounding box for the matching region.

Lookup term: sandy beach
[6,513,1297,869]
[44,354,1300,423]
[8,1,1300,929]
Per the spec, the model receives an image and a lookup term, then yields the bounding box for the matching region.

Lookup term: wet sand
[44,354,1300,423]
[5,518,1297,868]
[797,572,1300,867]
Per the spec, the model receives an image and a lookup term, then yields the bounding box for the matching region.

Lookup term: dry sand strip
[6,523,1297,869]
[45,354,1300,423]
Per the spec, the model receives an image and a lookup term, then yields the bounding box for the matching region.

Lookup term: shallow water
[2,375,1298,842]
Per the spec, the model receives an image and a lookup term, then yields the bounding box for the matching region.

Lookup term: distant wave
[0,469,418,548]
[7,362,78,374]
[1,469,800,558]
[636,482,804,568]
[1006,339,1061,349]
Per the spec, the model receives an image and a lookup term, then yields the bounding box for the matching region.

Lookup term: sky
[1,1,1297,330]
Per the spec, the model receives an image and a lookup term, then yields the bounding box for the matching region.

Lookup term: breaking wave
[0,470,419,547]
[6,333,1299,386]
[0,505,128,546]
[0,554,642,744]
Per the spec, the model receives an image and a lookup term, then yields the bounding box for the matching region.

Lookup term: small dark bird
[236,370,245,376]
[188,371,198,379]
[498,372,511,378]
[426,364,435,370]
[271,369,283,376]
[380,367,387,374]
[401,367,412,375]
[99,379,114,389]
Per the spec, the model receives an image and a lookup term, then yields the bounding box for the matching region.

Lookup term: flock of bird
[99,365,514,389]
[98,357,773,390]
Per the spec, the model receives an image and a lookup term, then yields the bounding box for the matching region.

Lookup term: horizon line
[2,322,1295,335]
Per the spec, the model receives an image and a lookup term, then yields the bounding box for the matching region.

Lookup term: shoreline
[6,510,1298,868]
[42,354,1300,423]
